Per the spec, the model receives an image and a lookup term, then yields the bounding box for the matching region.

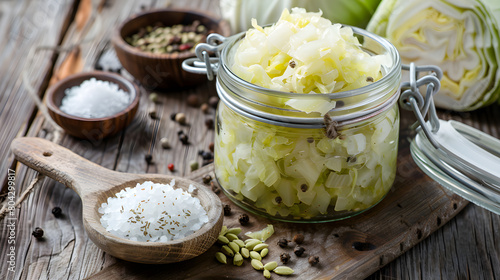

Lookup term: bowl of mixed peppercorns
[113,9,230,89]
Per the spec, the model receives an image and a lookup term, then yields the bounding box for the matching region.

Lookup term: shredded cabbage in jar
[232,8,386,114]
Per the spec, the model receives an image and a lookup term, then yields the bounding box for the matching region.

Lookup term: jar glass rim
[219,25,401,101]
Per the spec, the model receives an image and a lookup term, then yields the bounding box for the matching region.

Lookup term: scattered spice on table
[277,237,289,248]
[211,181,221,194]
[175,112,187,125]
[98,180,208,242]
[201,103,209,114]
[190,160,199,171]
[202,174,212,184]
[52,206,62,218]
[60,78,131,118]
[32,227,44,239]
[187,94,200,107]
[209,96,219,108]
[293,233,304,244]
[293,245,305,257]
[205,118,214,129]
[238,214,249,225]
[223,204,231,216]
[308,255,320,266]
[168,163,175,171]
[170,112,177,121]
[280,252,290,264]
[148,109,157,119]
[160,137,170,149]
[149,92,159,103]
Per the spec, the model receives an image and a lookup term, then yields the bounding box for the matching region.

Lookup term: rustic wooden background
[0,0,499,279]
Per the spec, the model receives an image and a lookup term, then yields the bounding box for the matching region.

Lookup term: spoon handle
[10,137,128,197]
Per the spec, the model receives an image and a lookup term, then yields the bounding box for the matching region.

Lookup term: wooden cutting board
[85,124,467,280]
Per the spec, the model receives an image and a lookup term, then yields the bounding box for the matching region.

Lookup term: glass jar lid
[402,64,500,215]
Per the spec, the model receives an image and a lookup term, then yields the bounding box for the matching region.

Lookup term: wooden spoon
[11,137,223,264]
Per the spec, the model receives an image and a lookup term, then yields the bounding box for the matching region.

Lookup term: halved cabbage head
[367,0,500,111]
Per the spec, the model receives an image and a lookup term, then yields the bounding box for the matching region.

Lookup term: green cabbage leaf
[367,0,500,111]
[220,0,382,34]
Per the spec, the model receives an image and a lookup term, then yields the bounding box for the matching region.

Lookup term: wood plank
[0,0,76,191]
[1,0,499,279]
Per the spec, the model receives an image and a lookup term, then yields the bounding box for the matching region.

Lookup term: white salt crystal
[98,180,209,242]
[60,78,131,118]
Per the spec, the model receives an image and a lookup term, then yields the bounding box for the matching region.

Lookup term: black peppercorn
[238,213,250,225]
[223,204,231,216]
[145,154,153,163]
[187,94,200,107]
[300,184,308,192]
[294,246,305,257]
[52,207,62,218]
[201,151,213,160]
[277,237,289,248]
[275,196,282,204]
[202,174,212,184]
[293,233,305,244]
[211,181,220,194]
[170,112,178,121]
[32,227,44,239]
[209,96,219,108]
[308,255,320,266]
[280,252,291,264]
[179,133,189,145]
[205,118,214,129]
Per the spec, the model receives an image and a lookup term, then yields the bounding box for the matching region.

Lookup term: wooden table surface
[0,1,499,279]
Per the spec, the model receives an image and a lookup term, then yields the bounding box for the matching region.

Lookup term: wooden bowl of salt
[46,71,140,141]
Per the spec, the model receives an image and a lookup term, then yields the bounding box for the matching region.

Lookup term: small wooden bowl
[112,8,230,90]
[46,71,140,141]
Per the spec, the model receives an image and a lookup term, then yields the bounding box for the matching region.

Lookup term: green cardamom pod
[220,226,228,236]
[245,240,262,250]
[234,239,245,248]
[245,238,261,245]
[233,253,244,266]
[263,269,271,279]
[241,247,250,258]
[215,252,227,264]
[274,266,294,275]
[226,227,242,235]
[251,259,264,271]
[228,241,240,254]
[221,245,234,257]
[225,233,239,241]
[217,235,230,244]
[264,261,277,271]
[252,243,269,252]
[260,248,269,258]
[250,251,262,261]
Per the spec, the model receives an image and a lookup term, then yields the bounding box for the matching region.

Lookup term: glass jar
[212,27,401,222]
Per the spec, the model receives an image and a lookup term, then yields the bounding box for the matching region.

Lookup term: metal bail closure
[182,33,227,81]
[402,63,500,215]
